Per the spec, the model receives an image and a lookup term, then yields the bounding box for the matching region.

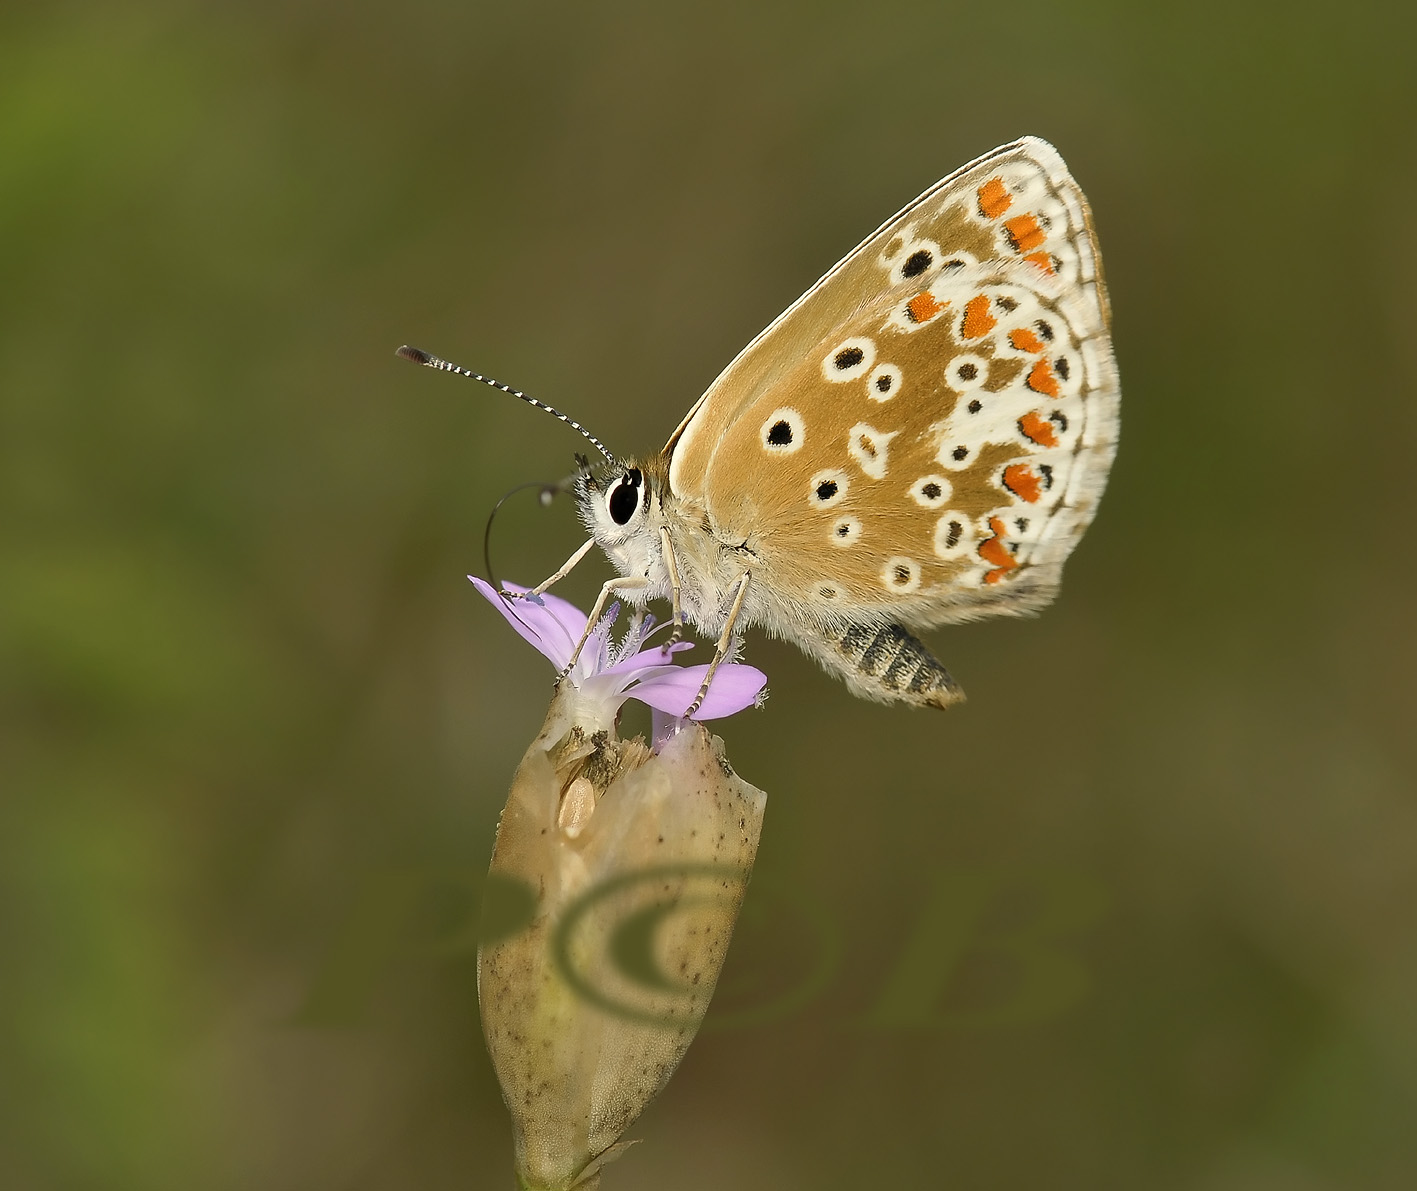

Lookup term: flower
[470,578,769,1189]
[470,577,766,725]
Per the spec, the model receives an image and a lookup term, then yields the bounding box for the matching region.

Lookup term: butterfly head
[575,454,670,575]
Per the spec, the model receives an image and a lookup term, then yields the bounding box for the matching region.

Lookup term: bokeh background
[5,1,1417,1187]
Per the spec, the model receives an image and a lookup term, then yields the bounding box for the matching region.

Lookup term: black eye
[608,473,640,524]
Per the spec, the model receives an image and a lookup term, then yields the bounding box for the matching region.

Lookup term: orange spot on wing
[1026,359,1060,398]
[906,291,944,324]
[1009,327,1044,353]
[979,516,1018,584]
[1002,464,1042,503]
[1023,250,1055,275]
[977,176,1011,220]
[961,294,997,340]
[1018,410,1059,447]
[1004,213,1046,253]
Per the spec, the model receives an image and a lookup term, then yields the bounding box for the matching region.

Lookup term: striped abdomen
[815,620,965,709]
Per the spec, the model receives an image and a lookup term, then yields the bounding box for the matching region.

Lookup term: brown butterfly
[402,137,1118,712]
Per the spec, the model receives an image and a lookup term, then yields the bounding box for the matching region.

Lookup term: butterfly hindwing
[667,136,1118,629]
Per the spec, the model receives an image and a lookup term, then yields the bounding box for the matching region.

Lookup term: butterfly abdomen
[810,619,965,710]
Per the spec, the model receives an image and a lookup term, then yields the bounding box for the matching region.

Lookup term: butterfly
[401,137,1118,713]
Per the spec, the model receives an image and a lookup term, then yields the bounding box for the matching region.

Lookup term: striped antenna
[396,345,616,464]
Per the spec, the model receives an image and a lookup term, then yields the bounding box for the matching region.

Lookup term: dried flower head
[472,580,768,1190]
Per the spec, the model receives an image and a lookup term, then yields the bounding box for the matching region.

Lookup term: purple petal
[599,640,695,678]
[468,576,768,723]
[468,576,586,670]
[627,663,767,721]
[496,581,589,640]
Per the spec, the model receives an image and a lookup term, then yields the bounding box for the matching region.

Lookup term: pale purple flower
[470,577,766,723]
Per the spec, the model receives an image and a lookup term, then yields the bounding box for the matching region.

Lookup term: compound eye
[608,474,640,525]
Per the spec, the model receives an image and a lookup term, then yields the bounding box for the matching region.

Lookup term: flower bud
[479,683,766,1190]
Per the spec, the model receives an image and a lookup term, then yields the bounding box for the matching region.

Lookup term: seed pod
[479,684,766,1190]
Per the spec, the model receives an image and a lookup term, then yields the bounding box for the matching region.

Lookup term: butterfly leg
[503,538,596,600]
[557,574,651,681]
[684,571,751,717]
[658,526,686,652]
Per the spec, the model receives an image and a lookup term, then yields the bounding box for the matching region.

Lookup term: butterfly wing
[666,136,1117,628]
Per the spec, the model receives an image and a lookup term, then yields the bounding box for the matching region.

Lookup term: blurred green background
[4,1,1417,1187]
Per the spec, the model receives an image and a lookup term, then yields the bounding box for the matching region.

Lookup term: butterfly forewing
[667,136,1118,628]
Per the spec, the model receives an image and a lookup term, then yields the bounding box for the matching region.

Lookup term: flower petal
[599,640,695,679]
[471,576,768,725]
[469,577,586,670]
[578,660,683,708]
[628,663,767,721]
[496,581,589,642]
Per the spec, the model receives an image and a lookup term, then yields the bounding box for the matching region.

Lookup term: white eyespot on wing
[935,431,990,471]
[867,364,901,402]
[909,475,952,508]
[881,556,922,594]
[759,407,805,454]
[888,238,945,286]
[830,516,862,546]
[946,354,989,393]
[933,513,976,559]
[847,423,897,479]
[822,337,876,383]
[958,394,989,419]
[808,468,850,508]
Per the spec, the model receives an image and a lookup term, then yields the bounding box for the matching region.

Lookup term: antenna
[396,345,616,464]
[482,477,572,593]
